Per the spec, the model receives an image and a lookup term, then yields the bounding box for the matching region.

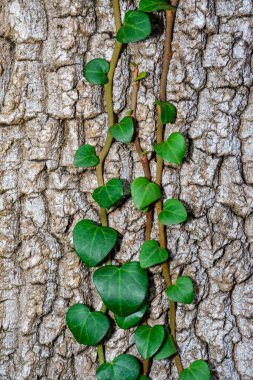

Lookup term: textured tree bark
[0,1,253,379]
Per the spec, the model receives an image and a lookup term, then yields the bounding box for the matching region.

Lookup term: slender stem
[131,65,153,241]
[95,0,122,366]
[155,3,183,375]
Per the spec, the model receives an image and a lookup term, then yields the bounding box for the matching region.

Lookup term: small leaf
[158,198,187,225]
[84,58,110,85]
[154,132,186,165]
[135,325,165,359]
[94,262,148,317]
[134,71,147,81]
[66,304,109,346]
[139,0,176,12]
[115,301,147,329]
[139,377,150,380]
[117,10,152,44]
[131,177,161,211]
[109,116,134,144]
[153,329,177,360]
[74,144,99,168]
[166,276,194,304]
[179,360,211,380]
[92,178,124,209]
[73,220,118,268]
[96,354,140,380]
[140,240,169,268]
[155,100,176,124]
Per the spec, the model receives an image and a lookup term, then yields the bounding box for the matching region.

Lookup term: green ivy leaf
[73,220,118,268]
[109,116,134,144]
[134,71,147,81]
[154,132,186,165]
[74,144,99,168]
[179,360,211,380]
[166,276,194,304]
[92,178,124,209]
[96,354,140,380]
[84,58,110,85]
[66,304,109,346]
[153,329,177,360]
[140,240,169,268]
[139,377,150,380]
[135,325,165,359]
[155,100,176,124]
[117,11,152,44]
[158,199,187,225]
[131,177,161,211]
[139,0,176,12]
[93,262,148,317]
[115,301,147,329]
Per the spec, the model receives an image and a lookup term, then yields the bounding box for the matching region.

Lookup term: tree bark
[0,1,253,379]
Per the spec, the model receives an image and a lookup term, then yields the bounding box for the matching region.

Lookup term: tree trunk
[0,1,253,379]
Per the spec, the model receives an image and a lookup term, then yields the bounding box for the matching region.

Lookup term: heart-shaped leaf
[139,0,176,12]
[74,144,100,168]
[92,178,124,209]
[109,116,134,143]
[179,360,211,380]
[131,177,161,211]
[93,262,148,317]
[154,132,186,165]
[73,220,118,268]
[155,100,176,124]
[117,10,151,44]
[135,325,165,359]
[166,276,194,304]
[96,354,140,380]
[140,240,169,268]
[158,199,187,225]
[153,329,177,360]
[66,304,109,346]
[84,58,110,85]
[115,301,147,329]
[134,71,147,81]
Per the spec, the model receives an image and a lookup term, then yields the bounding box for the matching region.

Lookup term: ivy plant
[66,1,211,379]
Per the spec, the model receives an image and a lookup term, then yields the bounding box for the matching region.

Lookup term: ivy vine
[66,0,211,379]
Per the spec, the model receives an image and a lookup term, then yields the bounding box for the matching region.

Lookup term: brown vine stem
[155,1,183,375]
[131,65,152,376]
[95,0,122,366]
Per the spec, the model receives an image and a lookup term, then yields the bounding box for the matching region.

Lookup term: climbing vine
[66,1,211,379]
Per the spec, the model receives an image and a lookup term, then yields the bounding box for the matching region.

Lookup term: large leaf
[140,240,169,268]
[131,177,161,211]
[92,178,124,209]
[115,301,147,329]
[179,360,211,380]
[109,116,134,143]
[74,144,99,168]
[66,304,109,346]
[154,132,186,165]
[135,325,165,359]
[117,11,151,44]
[166,276,194,304]
[158,199,187,225]
[93,262,148,317]
[84,58,110,85]
[155,100,176,124]
[96,354,140,380]
[153,329,177,360]
[139,0,176,12]
[73,220,118,268]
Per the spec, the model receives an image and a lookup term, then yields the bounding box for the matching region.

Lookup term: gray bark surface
[0,1,253,379]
